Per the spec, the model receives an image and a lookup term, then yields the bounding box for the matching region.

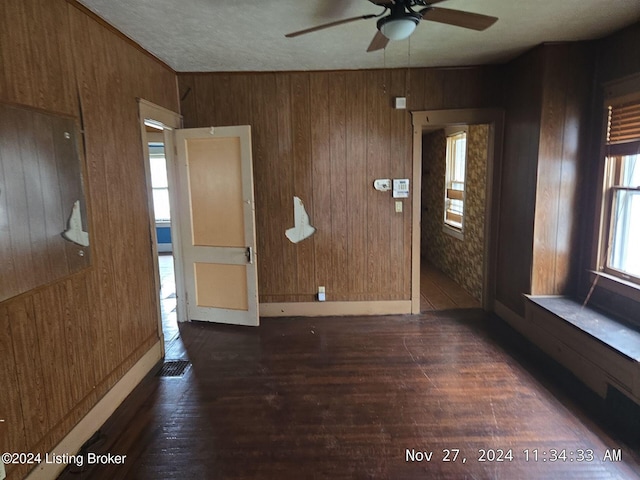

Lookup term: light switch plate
[394,97,407,109]
[395,201,403,213]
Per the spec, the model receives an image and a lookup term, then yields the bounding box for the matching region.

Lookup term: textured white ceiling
[78,0,640,72]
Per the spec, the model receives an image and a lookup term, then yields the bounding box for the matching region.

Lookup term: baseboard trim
[494,301,527,334]
[25,341,163,480]
[260,301,412,317]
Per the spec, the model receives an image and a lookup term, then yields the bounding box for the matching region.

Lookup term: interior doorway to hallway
[419,124,489,311]
[410,109,504,314]
[146,125,173,347]
[138,98,185,359]
[145,129,182,355]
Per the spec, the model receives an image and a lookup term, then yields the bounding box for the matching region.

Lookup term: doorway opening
[411,109,504,314]
[138,99,185,357]
[419,124,487,311]
[145,132,178,344]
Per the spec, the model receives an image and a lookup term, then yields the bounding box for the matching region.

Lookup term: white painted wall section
[285,196,315,244]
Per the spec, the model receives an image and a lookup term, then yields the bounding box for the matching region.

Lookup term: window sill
[525,295,640,362]
[588,270,640,303]
[442,224,464,241]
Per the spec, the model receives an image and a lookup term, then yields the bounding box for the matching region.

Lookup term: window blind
[607,102,640,144]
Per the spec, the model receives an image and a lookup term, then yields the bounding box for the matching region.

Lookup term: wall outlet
[395,201,403,213]
[0,458,6,480]
[317,286,326,302]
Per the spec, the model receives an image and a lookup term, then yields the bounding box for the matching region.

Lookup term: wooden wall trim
[65,0,176,74]
[259,301,412,317]
[182,66,489,77]
[24,341,162,480]
[494,300,527,334]
[138,98,183,127]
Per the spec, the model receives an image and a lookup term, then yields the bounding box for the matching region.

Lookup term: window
[149,143,171,222]
[600,100,640,284]
[444,129,467,233]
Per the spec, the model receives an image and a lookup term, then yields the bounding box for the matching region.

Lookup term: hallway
[420,262,481,311]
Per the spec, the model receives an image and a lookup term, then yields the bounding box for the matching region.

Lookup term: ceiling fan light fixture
[377,11,421,41]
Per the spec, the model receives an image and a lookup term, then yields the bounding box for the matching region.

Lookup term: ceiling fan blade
[285,14,375,38]
[367,30,389,52]
[422,7,498,31]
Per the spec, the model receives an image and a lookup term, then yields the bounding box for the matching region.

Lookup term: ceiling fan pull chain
[407,35,411,99]
[383,47,387,95]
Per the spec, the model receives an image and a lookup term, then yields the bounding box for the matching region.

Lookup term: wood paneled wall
[178,67,502,303]
[494,47,544,315]
[0,1,178,478]
[532,44,592,296]
[0,104,91,303]
[495,43,593,316]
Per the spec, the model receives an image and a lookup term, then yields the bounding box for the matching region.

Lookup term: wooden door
[175,126,258,326]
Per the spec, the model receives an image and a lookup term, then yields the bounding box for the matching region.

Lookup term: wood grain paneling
[495,43,593,316]
[0,104,90,303]
[310,73,332,293]
[345,71,368,295]
[533,47,569,295]
[178,67,501,303]
[0,1,178,478]
[7,298,50,447]
[0,306,28,480]
[290,73,315,296]
[595,22,640,86]
[532,44,592,296]
[495,48,544,316]
[328,72,348,296]
[366,70,391,296]
[0,0,76,115]
[275,74,297,296]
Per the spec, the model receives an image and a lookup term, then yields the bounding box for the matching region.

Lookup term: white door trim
[138,99,184,355]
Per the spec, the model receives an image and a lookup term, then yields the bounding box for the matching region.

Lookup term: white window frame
[148,142,171,224]
[600,152,640,284]
[443,126,468,240]
[591,74,640,300]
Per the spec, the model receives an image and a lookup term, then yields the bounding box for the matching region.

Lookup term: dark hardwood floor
[57,310,640,479]
[420,263,481,311]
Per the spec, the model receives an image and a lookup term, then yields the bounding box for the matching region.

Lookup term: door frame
[411,109,504,313]
[138,99,184,355]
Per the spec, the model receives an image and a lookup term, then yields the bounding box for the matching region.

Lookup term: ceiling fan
[285,0,498,52]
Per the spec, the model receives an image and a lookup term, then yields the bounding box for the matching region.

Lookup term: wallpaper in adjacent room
[421,124,489,301]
